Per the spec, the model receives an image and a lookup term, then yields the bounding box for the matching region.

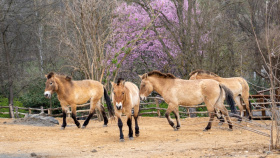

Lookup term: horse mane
[117,78,125,85]
[147,70,176,79]
[189,69,220,77]
[47,72,72,81]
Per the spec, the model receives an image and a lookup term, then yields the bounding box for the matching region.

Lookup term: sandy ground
[0,116,279,158]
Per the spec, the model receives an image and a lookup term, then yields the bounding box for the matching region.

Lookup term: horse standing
[189,70,252,122]
[111,78,140,142]
[44,72,114,129]
[139,70,237,131]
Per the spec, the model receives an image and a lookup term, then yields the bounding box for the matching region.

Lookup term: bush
[19,78,60,109]
[0,96,26,118]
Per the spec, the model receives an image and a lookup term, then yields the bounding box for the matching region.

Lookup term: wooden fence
[1,95,279,119]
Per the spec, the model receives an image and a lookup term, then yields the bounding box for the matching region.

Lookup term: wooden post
[15,106,19,118]
[48,108,52,115]
[155,98,160,117]
[40,106,44,114]
[187,108,190,118]
[9,104,14,118]
[259,96,265,117]
[28,107,31,114]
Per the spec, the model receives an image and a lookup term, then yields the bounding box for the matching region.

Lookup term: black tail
[104,88,114,117]
[220,84,237,114]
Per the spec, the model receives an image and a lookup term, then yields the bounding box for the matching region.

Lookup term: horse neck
[54,77,69,96]
[148,77,169,96]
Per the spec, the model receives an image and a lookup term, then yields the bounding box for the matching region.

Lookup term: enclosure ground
[0,117,279,158]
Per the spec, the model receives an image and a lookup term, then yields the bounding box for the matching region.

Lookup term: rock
[13,113,59,126]
[30,152,37,157]
[91,149,97,153]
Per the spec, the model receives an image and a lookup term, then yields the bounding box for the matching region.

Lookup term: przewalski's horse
[189,70,252,122]
[44,72,114,129]
[111,78,140,142]
[139,70,237,131]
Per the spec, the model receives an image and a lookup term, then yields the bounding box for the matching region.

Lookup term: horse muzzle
[140,95,147,101]
[116,102,122,110]
[44,91,52,99]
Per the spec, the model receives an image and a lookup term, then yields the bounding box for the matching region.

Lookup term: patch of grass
[0,96,27,118]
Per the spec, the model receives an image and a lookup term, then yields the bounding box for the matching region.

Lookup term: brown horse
[44,72,114,129]
[189,70,252,122]
[111,78,140,142]
[139,70,237,131]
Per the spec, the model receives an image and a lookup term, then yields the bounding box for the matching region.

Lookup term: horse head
[44,72,71,99]
[138,73,153,101]
[111,78,126,110]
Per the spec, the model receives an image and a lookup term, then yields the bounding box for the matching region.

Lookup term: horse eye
[50,82,53,85]
[122,92,124,95]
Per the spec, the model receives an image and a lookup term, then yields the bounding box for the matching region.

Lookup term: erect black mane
[147,70,176,79]
[117,78,125,85]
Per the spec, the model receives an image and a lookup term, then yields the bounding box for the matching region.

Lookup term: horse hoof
[103,124,108,127]
[77,124,81,128]
[81,126,86,129]
[218,122,223,126]
[135,134,139,137]
[129,137,134,140]
[120,139,125,142]
[228,128,233,131]
[203,128,209,132]
[173,128,178,131]
[60,127,65,130]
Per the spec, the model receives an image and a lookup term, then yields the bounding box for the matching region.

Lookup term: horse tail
[246,100,253,117]
[219,84,237,114]
[104,88,114,117]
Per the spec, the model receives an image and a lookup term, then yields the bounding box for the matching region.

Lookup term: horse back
[68,80,103,104]
[125,82,140,108]
[163,79,220,106]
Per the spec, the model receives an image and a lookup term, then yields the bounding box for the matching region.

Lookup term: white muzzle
[116,102,122,110]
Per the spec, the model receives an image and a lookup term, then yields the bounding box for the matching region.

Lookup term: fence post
[40,106,44,114]
[9,104,14,118]
[155,98,160,117]
[187,107,190,118]
[48,108,52,115]
[15,106,19,118]
[67,107,71,117]
[28,107,31,114]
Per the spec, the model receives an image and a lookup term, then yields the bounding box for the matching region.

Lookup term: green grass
[0,96,27,118]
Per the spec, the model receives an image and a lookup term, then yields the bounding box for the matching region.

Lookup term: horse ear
[138,75,142,79]
[192,72,198,79]
[142,73,148,79]
[65,76,72,81]
[111,82,115,87]
[46,72,54,79]
[120,80,125,87]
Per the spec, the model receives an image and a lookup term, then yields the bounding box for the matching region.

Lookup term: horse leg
[127,115,133,140]
[243,97,252,120]
[204,112,215,131]
[165,104,176,130]
[61,104,68,130]
[220,106,233,131]
[215,109,225,126]
[172,106,181,130]
[71,104,81,128]
[133,104,140,137]
[82,97,98,128]
[116,112,124,142]
[234,96,243,123]
[97,103,108,127]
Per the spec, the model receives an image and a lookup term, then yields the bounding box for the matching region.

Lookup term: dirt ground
[0,116,279,158]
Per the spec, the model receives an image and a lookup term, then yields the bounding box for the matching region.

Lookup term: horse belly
[177,91,204,106]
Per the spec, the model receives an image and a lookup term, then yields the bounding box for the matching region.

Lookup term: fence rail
[0,95,278,119]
